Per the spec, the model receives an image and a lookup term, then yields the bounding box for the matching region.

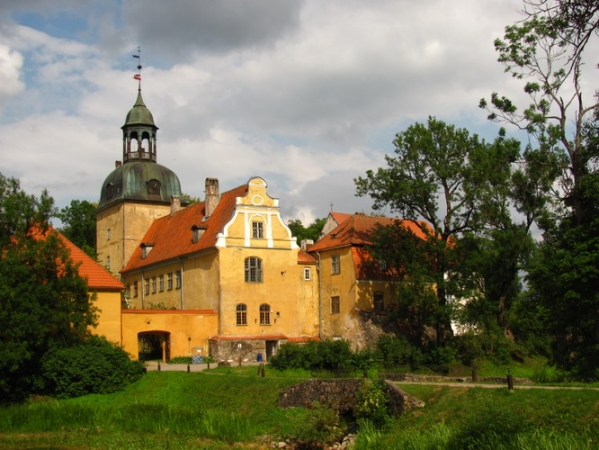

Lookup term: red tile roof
[31,227,124,291]
[121,184,249,273]
[330,212,351,225]
[308,214,430,252]
[58,233,125,291]
[298,249,317,264]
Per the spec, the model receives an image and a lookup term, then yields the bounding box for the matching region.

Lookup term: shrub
[354,378,389,428]
[41,336,144,399]
[169,356,192,364]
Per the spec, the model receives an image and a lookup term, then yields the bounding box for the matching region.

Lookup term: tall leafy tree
[480,0,599,225]
[482,0,599,377]
[0,173,96,403]
[355,117,519,344]
[57,199,97,258]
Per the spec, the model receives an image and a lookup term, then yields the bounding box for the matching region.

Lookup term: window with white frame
[151,277,157,294]
[159,274,164,292]
[144,279,150,295]
[236,303,247,325]
[175,271,182,289]
[245,257,263,282]
[331,296,340,314]
[252,221,264,239]
[167,273,173,290]
[133,281,138,297]
[304,267,311,281]
[331,255,341,275]
[260,303,271,325]
[106,255,111,271]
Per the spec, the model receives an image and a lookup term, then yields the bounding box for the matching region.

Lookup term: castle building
[94,87,426,362]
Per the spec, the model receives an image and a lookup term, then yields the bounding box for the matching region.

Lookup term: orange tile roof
[308,214,430,252]
[31,227,124,291]
[298,249,317,264]
[121,184,249,273]
[330,212,351,225]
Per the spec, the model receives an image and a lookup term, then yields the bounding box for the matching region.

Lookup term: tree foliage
[57,199,97,258]
[355,117,520,344]
[480,0,599,225]
[0,173,96,403]
[287,218,326,245]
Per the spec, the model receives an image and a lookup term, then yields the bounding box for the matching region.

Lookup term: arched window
[236,304,247,325]
[260,304,270,325]
[245,257,263,282]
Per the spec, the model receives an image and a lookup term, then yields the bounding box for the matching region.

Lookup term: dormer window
[191,225,203,243]
[147,179,161,195]
[141,243,154,259]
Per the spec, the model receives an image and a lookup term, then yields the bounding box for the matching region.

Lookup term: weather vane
[132,46,142,89]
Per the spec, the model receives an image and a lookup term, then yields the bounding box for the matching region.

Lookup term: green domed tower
[97,88,183,278]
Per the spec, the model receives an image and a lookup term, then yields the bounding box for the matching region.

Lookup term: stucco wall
[91,290,122,344]
[121,310,218,360]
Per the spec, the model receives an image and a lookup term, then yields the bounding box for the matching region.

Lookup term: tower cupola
[121,89,158,163]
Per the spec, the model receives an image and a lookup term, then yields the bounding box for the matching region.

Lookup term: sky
[0,0,531,225]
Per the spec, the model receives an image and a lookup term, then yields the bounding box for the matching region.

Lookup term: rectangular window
[304,267,311,281]
[106,255,111,271]
[107,229,111,240]
[374,292,384,312]
[133,281,138,298]
[331,255,341,275]
[331,296,340,314]
[144,279,150,295]
[159,275,164,292]
[151,277,157,294]
[167,273,173,290]
[175,270,182,289]
[252,221,264,239]
[245,257,263,283]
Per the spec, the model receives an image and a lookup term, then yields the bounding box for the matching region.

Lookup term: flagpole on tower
[132,46,142,90]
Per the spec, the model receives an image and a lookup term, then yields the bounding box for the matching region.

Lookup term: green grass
[2,366,599,449]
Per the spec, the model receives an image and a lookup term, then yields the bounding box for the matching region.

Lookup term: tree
[0,173,96,403]
[480,0,599,225]
[57,199,97,258]
[355,117,520,344]
[482,0,599,378]
[287,218,326,245]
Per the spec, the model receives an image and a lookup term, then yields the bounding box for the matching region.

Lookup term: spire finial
[132,46,142,91]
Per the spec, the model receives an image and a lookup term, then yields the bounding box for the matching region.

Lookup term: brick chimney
[205,178,220,218]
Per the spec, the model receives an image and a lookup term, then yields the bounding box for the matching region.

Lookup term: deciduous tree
[0,173,96,403]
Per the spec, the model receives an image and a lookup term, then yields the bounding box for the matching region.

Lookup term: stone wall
[278,379,424,415]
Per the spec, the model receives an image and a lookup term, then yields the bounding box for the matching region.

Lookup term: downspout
[317,252,322,339]
[178,258,185,310]
[141,270,145,309]
[122,204,126,277]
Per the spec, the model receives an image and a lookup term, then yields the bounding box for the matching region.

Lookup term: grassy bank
[1,368,599,449]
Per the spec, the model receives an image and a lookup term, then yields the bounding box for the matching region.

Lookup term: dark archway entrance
[138,331,171,362]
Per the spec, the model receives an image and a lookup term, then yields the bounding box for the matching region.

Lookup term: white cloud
[0,43,24,105]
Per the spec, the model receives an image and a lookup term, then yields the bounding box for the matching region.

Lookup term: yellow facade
[121,310,218,359]
[96,202,172,279]
[92,290,123,344]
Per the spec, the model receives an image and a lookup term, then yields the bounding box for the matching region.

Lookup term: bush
[41,336,144,399]
[354,379,389,428]
[270,340,355,372]
[169,356,192,364]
